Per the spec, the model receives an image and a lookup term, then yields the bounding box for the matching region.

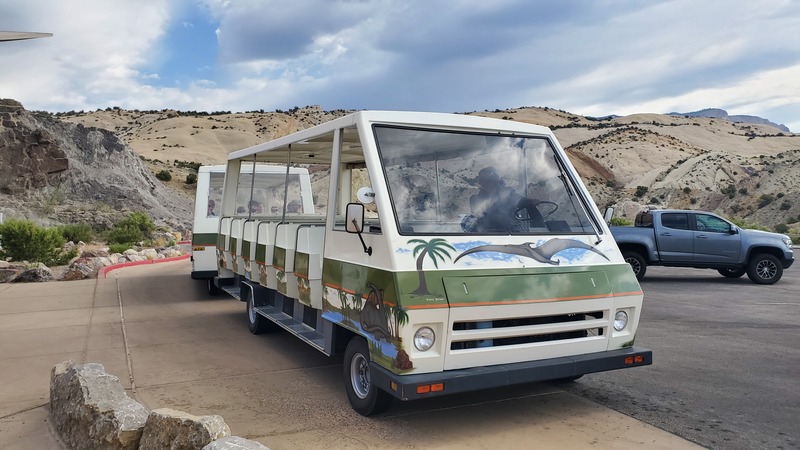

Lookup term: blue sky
[1,0,798,131]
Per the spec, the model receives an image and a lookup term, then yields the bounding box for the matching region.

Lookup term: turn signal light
[624,355,646,365]
[416,383,445,394]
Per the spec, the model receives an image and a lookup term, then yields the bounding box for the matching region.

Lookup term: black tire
[622,251,647,281]
[207,278,220,295]
[343,337,393,416]
[746,253,783,285]
[247,291,276,334]
[718,267,746,278]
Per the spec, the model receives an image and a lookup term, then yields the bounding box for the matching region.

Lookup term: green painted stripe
[255,243,266,262]
[442,271,612,306]
[321,259,640,309]
[192,233,218,246]
[295,252,310,278]
[229,237,238,253]
[274,247,286,269]
[242,240,252,260]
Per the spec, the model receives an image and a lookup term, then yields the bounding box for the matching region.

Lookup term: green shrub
[185,173,197,184]
[116,211,154,236]
[0,219,68,265]
[634,186,648,198]
[156,170,172,181]
[728,217,770,231]
[108,243,131,254]
[610,217,633,226]
[758,194,775,208]
[57,223,93,243]
[774,223,789,234]
[721,185,736,199]
[107,224,143,245]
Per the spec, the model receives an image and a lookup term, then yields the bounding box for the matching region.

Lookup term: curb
[98,254,190,279]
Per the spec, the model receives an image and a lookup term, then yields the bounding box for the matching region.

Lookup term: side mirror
[346,203,364,233]
[345,203,372,255]
[729,226,739,235]
[604,207,614,225]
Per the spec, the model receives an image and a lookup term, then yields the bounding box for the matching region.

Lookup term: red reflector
[417,385,431,394]
[624,356,634,365]
[634,355,644,363]
[431,383,444,392]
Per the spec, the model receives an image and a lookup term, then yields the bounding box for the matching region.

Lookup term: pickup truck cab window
[695,214,730,233]
[661,213,689,230]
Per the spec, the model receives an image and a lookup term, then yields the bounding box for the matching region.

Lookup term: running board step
[220,284,241,300]
[254,305,326,352]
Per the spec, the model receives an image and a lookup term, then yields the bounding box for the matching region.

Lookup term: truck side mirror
[604,207,614,224]
[346,203,364,233]
[345,203,372,255]
[729,226,739,235]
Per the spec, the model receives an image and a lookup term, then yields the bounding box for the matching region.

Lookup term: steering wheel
[461,214,481,232]
[515,201,558,223]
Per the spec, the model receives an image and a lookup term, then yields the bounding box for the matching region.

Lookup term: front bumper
[370,346,652,401]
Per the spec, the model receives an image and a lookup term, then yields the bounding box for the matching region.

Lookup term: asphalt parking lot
[563,264,800,449]
[0,260,698,450]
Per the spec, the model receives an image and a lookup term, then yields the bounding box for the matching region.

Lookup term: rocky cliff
[0,99,191,231]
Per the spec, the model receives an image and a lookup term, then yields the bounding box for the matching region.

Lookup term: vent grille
[450,311,604,350]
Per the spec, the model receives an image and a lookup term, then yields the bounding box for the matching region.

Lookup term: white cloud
[0,0,797,130]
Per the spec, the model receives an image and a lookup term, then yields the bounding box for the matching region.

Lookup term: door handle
[696,234,708,239]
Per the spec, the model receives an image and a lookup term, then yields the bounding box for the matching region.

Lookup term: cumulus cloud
[0,0,797,130]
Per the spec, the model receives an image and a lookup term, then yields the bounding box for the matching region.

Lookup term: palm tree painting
[408,238,455,295]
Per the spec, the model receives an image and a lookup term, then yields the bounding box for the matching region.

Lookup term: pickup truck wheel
[718,268,746,278]
[622,251,646,281]
[746,253,783,285]
[344,337,393,416]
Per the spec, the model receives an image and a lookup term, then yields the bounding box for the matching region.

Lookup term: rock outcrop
[0,98,192,230]
[49,361,265,449]
[50,361,149,450]
[138,408,231,450]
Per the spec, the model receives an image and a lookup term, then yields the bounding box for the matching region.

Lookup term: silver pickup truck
[610,209,794,284]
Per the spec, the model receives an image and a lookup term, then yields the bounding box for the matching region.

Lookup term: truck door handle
[660,232,671,236]
[696,235,708,239]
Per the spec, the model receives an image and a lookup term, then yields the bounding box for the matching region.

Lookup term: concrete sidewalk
[0,260,702,449]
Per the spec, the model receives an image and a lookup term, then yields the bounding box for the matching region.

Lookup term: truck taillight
[416,383,444,394]
[624,355,645,365]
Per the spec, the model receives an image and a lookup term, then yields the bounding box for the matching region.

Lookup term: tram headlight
[613,310,629,331]
[413,327,435,352]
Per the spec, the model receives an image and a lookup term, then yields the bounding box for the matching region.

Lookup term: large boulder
[0,268,20,283]
[60,263,94,281]
[138,408,230,450]
[50,361,149,450]
[14,265,52,282]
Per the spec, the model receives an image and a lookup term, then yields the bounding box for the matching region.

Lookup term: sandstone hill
[3,100,799,233]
